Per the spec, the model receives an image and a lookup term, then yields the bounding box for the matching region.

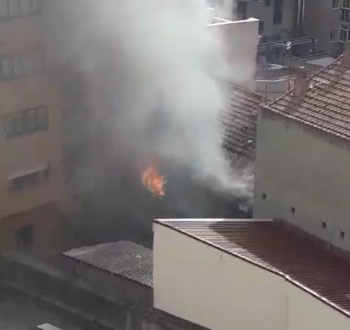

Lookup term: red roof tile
[266,55,350,141]
[221,84,263,160]
[220,84,264,189]
[155,218,350,317]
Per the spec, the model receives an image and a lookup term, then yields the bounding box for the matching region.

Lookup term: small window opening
[16,224,34,248]
[262,193,267,200]
[322,222,327,229]
[340,231,345,239]
[290,206,296,214]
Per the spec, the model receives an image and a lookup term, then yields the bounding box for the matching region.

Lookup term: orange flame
[141,163,166,198]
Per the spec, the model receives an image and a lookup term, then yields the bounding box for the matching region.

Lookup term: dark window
[332,0,340,8]
[262,193,267,200]
[16,224,34,248]
[340,231,345,239]
[259,20,264,34]
[341,9,350,21]
[273,0,283,25]
[322,222,327,229]
[265,0,271,6]
[236,1,247,20]
[2,106,49,138]
[0,50,44,80]
[290,206,296,214]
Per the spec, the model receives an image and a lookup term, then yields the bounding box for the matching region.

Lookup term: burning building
[42,1,260,246]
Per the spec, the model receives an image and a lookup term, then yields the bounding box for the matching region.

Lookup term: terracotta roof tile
[221,84,263,160]
[62,241,153,287]
[220,84,263,190]
[266,56,350,141]
[156,219,350,317]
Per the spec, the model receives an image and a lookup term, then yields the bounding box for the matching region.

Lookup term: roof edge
[154,218,350,318]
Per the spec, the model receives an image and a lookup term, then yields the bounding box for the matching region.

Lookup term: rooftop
[155,218,350,318]
[266,54,350,141]
[62,241,153,288]
[221,84,264,190]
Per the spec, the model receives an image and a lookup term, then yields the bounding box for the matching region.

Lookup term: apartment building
[0,0,66,254]
[235,0,296,42]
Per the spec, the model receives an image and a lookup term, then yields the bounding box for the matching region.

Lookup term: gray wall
[254,109,350,251]
[241,0,296,40]
[303,0,341,55]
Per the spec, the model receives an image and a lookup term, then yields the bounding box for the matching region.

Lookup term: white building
[153,218,350,330]
[254,44,350,251]
[207,8,259,89]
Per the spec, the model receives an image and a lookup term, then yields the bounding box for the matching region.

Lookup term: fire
[141,163,166,198]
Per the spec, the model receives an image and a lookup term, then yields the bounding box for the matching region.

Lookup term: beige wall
[153,221,350,330]
[0,14,66,248]
[254,110,350,251]
[153,222,286,330]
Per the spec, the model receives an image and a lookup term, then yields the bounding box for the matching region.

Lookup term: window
[339,24,350,42]
[333,0,340,8]
[262,193,267,200]
[290,206,296,214]
[273,0,284,25]
[0,0,43,19]
[265,0,271,6]
[0,50,44,81]
[343,0,350,9]
[236,1,247,20]
[341,9,350,21]
[330,29,338,41]
[2,106,49,138]
[259,20,265,34]
[9,163,50,192]
[16,224,34,248]
[322,222,327,229]
[340,230,345,239]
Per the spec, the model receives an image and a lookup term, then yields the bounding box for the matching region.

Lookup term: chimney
[294,66,308,98]
[341,42,350,67]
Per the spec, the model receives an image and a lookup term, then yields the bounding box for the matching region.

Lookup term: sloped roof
[220,84,263,191]
[62,241,153,287]
[155,218,350,318]
[221,83,262,160]
[266,55,350,141]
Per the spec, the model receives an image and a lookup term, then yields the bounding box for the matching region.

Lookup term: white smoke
[45,0,251,197]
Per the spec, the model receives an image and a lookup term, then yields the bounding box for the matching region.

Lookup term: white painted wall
[153,222,350,330]
[208,18,259,89]
[153,222,286,330]
[254,110,350,251]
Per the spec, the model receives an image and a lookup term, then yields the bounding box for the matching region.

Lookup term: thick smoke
[45,0,252,198]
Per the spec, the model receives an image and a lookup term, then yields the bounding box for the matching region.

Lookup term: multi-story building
[0,0,66,254]
[235,0,296,42]
[302,0,350,56]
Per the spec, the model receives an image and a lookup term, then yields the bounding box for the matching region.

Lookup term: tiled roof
[220,84,263,191]
[155,218,350,317]
[266,55,350,141]
[221,83,263,160]
[62,241,153,287]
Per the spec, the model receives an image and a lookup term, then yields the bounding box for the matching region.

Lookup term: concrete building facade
[235,0,297,42]
[0,1,66,254]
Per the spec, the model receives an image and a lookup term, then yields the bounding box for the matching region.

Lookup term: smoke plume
[45,0,252,198]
